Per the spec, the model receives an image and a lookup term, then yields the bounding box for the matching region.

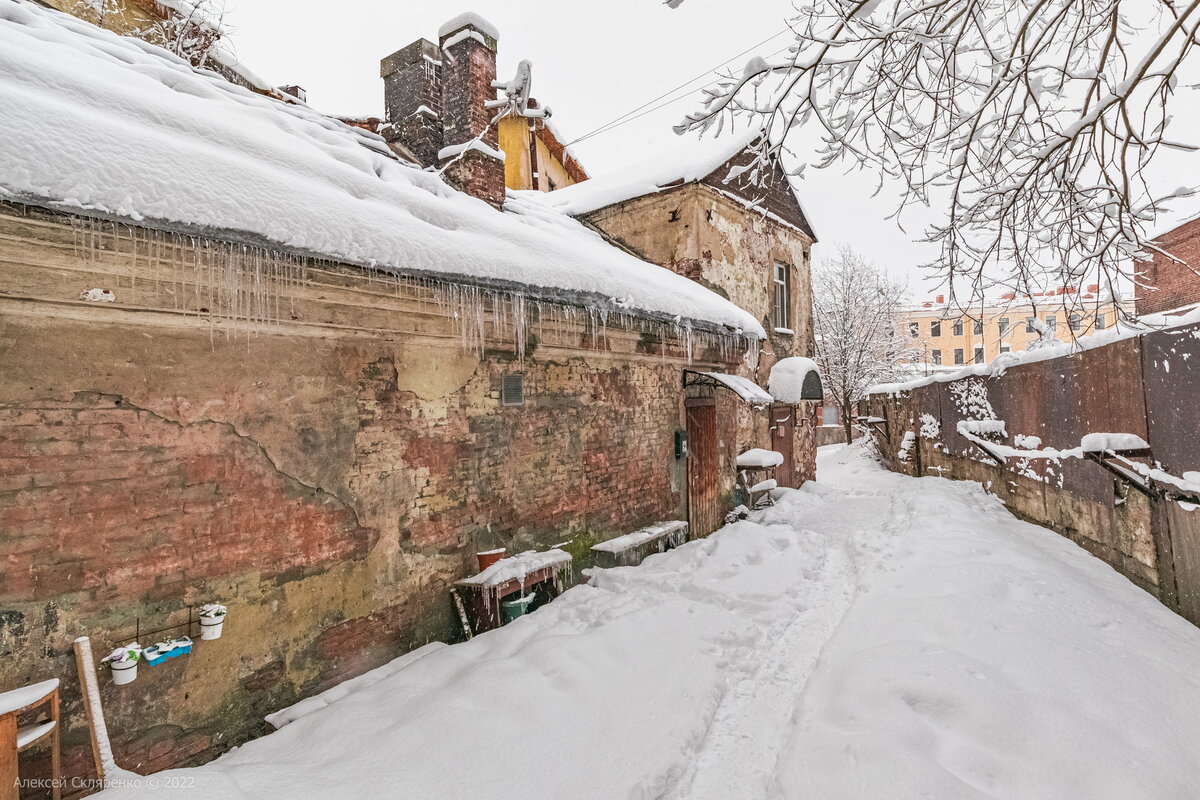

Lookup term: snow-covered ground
[98,444,1200,799]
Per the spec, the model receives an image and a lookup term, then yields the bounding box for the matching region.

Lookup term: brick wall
[1136,215,1200,315]
[0,204,770,793]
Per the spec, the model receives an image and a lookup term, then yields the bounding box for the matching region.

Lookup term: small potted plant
[199,604,227,640]
[101,643,142,685]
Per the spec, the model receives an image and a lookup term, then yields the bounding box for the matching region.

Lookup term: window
[1096,313,1107,330]
[1001,345,1011,354]
[1026,316,1038,333]
[1069,313,1082,332]
[973,320,983,335]
[546,177,557,192]
[501,373,525,406]
[1046,315,1057,331]
[974,347,985,364]
[954,348,964,365]
[931,320,942,337]
[821,404,839,426]
[772,262,791,330]
[999,317,1010,335]
[931,350,942,365]
[909,322,919,338]
[952,320,964,336]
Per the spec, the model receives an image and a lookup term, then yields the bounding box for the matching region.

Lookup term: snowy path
[99,444,1200,800]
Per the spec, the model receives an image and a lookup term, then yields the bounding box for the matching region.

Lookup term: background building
[899,286,1134,370]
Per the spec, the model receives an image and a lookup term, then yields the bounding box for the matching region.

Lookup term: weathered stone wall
[0,203,769,791]
[864,327,1200,627]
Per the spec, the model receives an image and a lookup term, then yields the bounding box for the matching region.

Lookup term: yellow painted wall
[498,116,580,192]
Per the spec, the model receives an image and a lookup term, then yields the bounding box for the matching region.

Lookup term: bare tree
[669,0,1200,315]
[136,0,227,70]
[812,246,918,443]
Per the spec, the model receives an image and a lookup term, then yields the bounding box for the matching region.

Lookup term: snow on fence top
[869,305,1200,396]
[0,2,764,340]
[532,129,763,217]
[459,549,572,587]
[736,448,784,469]
[768,357,822,403]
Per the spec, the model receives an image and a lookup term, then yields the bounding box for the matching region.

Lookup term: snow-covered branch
[672,0,1200,303]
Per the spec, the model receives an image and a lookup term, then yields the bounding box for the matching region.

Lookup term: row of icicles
[68,213,759,363]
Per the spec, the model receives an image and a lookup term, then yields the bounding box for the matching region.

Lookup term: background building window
[821,404,839,426]
[931,320,942,337]
[954,348,965,365]
[999,317,1010,335]
[909,321,919,338]
[974,347,984,364]
[1026,316,1038,333]
[1046,315,1057,331]
[1097,313,1107,330]
[1001,345,1011,354]
[953,320,964,336]
[1069,313,1082,331]
[973,320,984,335]
[932,350,942,365]
[772,262,791,330]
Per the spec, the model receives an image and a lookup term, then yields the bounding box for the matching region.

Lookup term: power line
[563,26,794,149]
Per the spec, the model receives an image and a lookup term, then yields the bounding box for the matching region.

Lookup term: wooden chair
[0,679,61,800]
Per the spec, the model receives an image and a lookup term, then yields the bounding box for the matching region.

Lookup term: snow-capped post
[436,14,506,208]
[199,603,227,640]
[100,643,142,686]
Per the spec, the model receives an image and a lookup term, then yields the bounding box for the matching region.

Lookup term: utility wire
[563,27,794,149]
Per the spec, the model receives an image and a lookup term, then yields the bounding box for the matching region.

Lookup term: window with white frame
[772,262,791,330]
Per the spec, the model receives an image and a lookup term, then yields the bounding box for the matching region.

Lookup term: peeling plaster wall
[583,185,818,483]
[0,203,759,786]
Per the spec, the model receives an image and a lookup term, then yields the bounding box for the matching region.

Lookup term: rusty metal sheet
[1143,321,1200,478]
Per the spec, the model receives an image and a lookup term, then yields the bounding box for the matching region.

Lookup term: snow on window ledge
[774,327,795,335]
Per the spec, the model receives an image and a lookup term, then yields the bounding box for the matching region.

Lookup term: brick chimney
[436,14,506,207]
[380,39,445,167]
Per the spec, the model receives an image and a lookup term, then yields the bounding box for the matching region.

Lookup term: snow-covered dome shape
[768,357,823,403]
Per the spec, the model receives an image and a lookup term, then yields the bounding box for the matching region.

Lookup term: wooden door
[770,403,795,488]
[686,399,720,537]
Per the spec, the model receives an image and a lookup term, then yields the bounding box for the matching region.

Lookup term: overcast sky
[223,1,1199,300]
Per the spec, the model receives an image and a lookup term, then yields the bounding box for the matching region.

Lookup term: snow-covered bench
[591,520,689,568]
[736,449,783,508]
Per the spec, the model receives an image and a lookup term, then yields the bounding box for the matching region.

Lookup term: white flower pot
[110,661,138,685]
[199,618,224,640]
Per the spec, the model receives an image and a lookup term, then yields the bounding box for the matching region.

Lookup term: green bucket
[501,594,535,624]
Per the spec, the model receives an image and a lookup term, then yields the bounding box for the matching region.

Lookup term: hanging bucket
[477,549,507,572]
[109,661,138,685]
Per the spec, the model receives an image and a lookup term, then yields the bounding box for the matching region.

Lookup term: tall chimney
[380,39,445,167]
[436,13,506,208]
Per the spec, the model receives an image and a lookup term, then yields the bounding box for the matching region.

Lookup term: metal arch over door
[686,397,720,537]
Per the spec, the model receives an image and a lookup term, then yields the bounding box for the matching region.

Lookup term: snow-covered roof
[0,2,764,339]
[699,372,774,407]
[768,357,823,403]
[533,129,764,217]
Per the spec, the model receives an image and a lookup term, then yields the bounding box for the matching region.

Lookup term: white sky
[223,0,1199,301]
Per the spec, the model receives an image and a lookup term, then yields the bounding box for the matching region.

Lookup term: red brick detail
[0,392,377,604]
[1136,216,1200,315]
